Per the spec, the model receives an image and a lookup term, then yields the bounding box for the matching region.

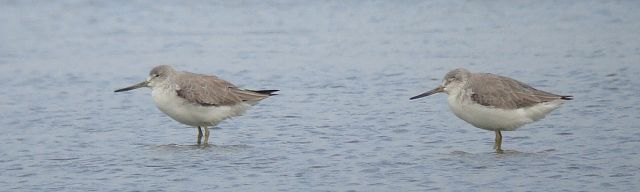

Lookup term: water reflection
[146,144,253,153]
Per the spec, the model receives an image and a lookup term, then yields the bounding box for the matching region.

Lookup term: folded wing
[467,73,570,109]
[175,72,274,106]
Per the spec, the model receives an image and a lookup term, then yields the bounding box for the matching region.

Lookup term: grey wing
[467,74,565,109]
[176,74,271,106]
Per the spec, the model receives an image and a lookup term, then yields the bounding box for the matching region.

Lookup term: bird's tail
[251,89,279,96]
[560,95,573,100]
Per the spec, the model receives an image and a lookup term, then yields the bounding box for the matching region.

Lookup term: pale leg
[203,125,210,145]
[197,126,203,145]
[494,130,503,154]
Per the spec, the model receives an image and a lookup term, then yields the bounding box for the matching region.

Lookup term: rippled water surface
[1,1,639,191]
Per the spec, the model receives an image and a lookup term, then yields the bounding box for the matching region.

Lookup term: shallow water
[1,1,639,191]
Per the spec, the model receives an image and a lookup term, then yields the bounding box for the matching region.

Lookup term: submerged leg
[494,130,503,154]
[203,125,210,145]
[197,126,203,145]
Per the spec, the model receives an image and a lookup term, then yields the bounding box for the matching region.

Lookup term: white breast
[447,89,564,131]
[151,88,253,127]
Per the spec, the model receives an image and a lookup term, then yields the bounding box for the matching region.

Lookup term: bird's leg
[203,125,210,145]
[494,130,504,154]
[197,126,203,145]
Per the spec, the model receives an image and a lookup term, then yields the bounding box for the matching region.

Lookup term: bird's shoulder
[174,72,243,106]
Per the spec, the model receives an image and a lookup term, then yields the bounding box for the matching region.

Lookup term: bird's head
[114,65,175,92]
[410,68,470,100]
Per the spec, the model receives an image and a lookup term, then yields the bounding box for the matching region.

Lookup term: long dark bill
[114,81,148,92]
[409,86,444,100]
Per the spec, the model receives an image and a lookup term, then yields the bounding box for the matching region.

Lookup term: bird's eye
[154,74,160,77]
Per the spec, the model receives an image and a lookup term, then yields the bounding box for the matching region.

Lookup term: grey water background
[1,1,639,191]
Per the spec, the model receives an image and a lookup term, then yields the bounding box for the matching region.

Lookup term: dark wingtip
[561,95,573,100]
[254,89,280,96]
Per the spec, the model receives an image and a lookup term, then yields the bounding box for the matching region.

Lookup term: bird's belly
[151,90,252,127]
[447,96,563,131]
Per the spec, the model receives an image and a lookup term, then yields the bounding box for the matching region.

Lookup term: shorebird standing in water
[115,65,278,145]
[410,68,572,153]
